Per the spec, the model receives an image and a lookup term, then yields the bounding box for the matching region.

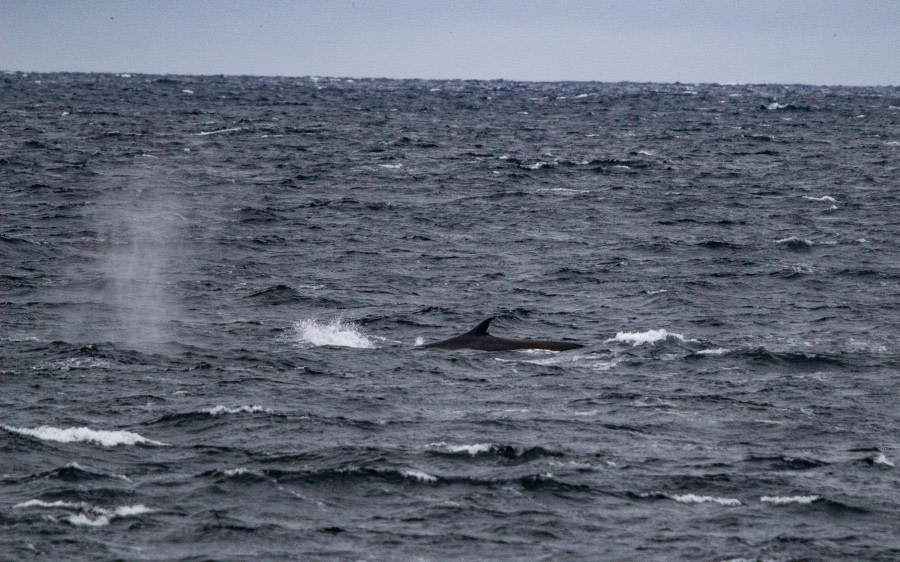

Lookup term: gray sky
[2,0,898,85]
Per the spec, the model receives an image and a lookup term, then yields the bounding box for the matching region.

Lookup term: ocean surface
[1,72,898,561]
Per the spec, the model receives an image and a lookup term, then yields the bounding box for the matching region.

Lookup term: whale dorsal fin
[466,317,494,336]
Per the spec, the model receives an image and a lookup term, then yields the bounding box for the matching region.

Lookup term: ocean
[1,72,898,560]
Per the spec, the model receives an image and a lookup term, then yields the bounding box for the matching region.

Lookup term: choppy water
[2,72,899,560]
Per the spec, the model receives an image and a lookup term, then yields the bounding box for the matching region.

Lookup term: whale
[421,317,584,352]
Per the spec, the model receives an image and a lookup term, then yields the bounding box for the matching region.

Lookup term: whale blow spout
[421,317,583,352]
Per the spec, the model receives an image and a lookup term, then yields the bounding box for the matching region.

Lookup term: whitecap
[197,127,241,136]
[15,499,87,510]
[872,453,895,467]
[56,357,113,371]
[286,318,376,349]
[15,500,153,527]
[222,467,261,477]
[205,405,272,416]
[802,195,836,202]
[428,442,493,455]
[775,236,813,247]
[401,469,438,483]
[606,329,691,346]
[761,495,819,505]
[669,494,741,506]
[378,163,403,169]
[69,505,154,527]
[695,348,730,356]
[2,425,164,447]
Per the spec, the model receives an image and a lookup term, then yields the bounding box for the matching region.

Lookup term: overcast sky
[2,0,897,85]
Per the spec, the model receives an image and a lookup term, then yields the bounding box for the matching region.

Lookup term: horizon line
[4,69,898,89]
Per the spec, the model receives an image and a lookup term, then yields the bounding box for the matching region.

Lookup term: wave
[285,318,376,348]
[606,329,695,346]
[198,467,269,483]
[400,469,438,483]
[738,348,847,369]
[147,404,280,426]
[428,442,493,456]
[244,284,308,305]
[694,348,731,356]
[205,405,273,416]
[745,454,829,470]
[14,499,153,527]
[197,126,241,136]
[775,236,814,251]
[267,465,589,493]
[427,442,563,464]
[22,462,131,483]
[760,495,820,505]
[638,491,741,506]
[265,466,441,485]
[2,425,165,447]
[669,493,742,506]
[871,452,895,467]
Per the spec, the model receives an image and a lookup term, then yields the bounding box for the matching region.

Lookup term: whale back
[422,317,583,351]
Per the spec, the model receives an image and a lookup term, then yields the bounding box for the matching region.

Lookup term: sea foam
[205,405,272,416]
[428,442,494,455]
[401,469,438,483]
[288,318,376,348]
[607,329,690,346]
[872,452,895,467]
[2,425,164,447]
[669,494,742,506]
[695,348,731,356]
[761,495,820,505]
[15,500,154,527]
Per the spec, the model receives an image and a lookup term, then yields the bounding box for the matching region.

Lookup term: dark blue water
[2,73,899,560]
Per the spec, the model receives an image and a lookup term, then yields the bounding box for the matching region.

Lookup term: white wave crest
[607,329,689,346]
[222,467,260,477]
[205,405,272,416]
[761,495,820,505]
[696,348,730,356]
[2,425,164,447]
[802,195,836,202]
[288,318,376,348]
[197,127,241,136]
[401,469,438,483]
[428,442,493,455]
[669,494,741,506]
[15,499,86,509]
[775,236,814,246]
[15,500,153,527]
[872,452,895,467]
